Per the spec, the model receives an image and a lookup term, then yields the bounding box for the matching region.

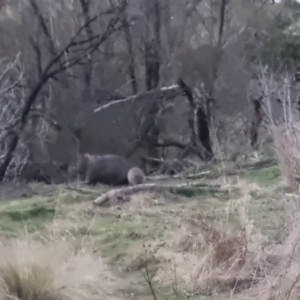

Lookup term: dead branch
[140,156,164,164]
[147,170,211,181]
[96,83,181,164]
[236,158,277,170]
[153,139,186,149]
[93,181,223,206]
[94,84,180,113]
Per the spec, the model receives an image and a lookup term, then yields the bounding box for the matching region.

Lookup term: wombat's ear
[84,153,94,162]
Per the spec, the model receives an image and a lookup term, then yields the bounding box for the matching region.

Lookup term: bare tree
[122,6,138,94]
[0,1,127,181]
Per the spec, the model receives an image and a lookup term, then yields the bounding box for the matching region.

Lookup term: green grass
[90,212,174,264]
[0,162,289,300]
[243,165,281,186]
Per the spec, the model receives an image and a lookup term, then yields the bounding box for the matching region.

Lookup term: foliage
[248,1,300,72]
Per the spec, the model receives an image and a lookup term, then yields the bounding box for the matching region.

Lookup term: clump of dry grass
[153,182,275,296]
[0,237,118,300]
[255,123,300,298]
[171,214,265,293]
[272,123,300,190]
[246,203,300,300]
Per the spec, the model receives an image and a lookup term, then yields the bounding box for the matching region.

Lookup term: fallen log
[236,158,277,170]
[93,181,222,206]
[147,170,211,181]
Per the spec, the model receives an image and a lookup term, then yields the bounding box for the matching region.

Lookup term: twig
[286,272,300,300]
[141,267,158,300]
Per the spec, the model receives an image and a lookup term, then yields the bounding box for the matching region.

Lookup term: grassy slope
[0,164,285,299]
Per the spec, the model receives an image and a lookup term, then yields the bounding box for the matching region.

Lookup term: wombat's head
[127,167,145,185]
[84,153,94,160]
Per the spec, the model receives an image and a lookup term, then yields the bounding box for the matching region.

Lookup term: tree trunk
[178,79,213,160]
[141,0,162,168]
[123,7,138,94]
[250,98,263,149]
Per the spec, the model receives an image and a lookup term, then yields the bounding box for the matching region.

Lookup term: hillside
[0,159,292,300]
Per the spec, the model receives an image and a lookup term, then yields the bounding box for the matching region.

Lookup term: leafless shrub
[250,64,300,190]
[249,68,300,299]
[0,54,29,179]
[273,124,300,190]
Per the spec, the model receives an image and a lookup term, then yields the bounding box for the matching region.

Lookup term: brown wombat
[127,167,145,185]
[79,153,135,186]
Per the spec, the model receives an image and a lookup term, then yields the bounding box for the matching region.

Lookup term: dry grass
[145,118,300,300]
[204,96,300,298]
[272,123,300,191]
[0,237,120,300]
[263,105,300,298]
[111,191,168,212]
[147,180,281,297]
[245,199,300,300]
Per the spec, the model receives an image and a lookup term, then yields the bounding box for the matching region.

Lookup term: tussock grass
[0,237,118,300]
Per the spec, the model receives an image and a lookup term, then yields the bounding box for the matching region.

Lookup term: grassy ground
[0,161,287,300]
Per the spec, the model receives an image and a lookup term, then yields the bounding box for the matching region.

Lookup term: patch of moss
[243,166,281,186]
[0,204,56,233]
[2,206,55,221]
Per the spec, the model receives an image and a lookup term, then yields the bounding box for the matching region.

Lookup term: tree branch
[94,84,180,113]
[0,2,127,181]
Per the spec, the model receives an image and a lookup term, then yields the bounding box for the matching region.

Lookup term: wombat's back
[85,154,134,186]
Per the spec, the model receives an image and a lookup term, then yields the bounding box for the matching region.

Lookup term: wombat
[79,153,135,186]
[127,167,145,185]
